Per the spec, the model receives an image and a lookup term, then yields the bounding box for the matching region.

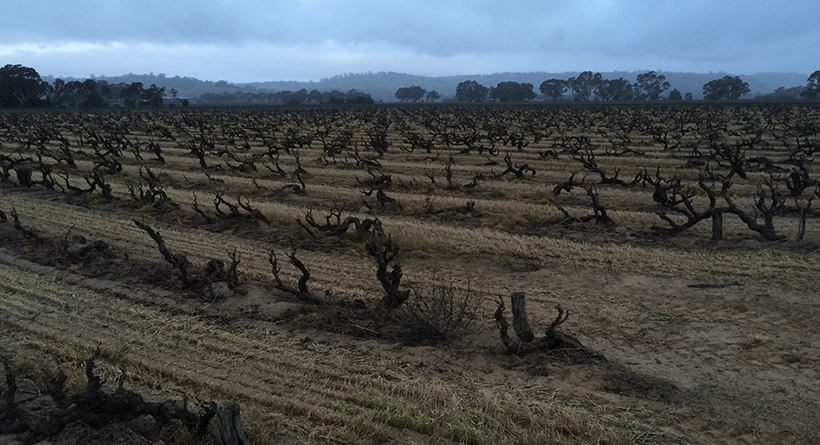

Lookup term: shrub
[393,282,484,345]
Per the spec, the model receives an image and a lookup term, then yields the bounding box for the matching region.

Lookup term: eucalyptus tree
[703,76,750,100]
[634,71,670,100]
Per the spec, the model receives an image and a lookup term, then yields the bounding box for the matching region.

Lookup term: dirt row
[2,102,820,443]
[2,190,819,443]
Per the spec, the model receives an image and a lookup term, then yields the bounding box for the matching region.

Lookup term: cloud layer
[3,1,819,81]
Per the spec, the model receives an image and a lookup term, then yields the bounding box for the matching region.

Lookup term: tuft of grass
[164,419,217,445]
[395,234,448,253]
[522,189,557,204]
[233,408,277,445]
[13,356,34,374]
[347,227,380,244]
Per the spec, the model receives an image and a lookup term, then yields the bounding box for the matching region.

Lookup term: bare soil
[2,104,819,444]
[1,193,819,444]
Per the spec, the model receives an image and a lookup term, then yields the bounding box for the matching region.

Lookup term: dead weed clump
[392,282,485,345]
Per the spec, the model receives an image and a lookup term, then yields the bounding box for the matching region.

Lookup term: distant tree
[668,89,683,100]
[80,79,106,108]
[49,79,81,108]
[47,78,102,108]
[143,84,166,108]
[593,78,611,101]
[759,86,805,101]
[99,81,112,102]
[590,72,605,100]
[0,64,49,107]
[295,88,310,104]
[702,76,750,100]
[684,92,694,100]
[345,89,375,104]
[595,77,633,101]
[408,86,426,102]
[455,80,489,102]
[169,88,179,103]
[181,99,190,107]
[104,82,125,104]
[279,89,306,105]
[426,90,440,102]
[307,89,324,103]
[395,85,426,102]
[324,90,346,104]
[800,70,820,100]
[121,82,144,107]
[634,71,670,100]
[395,87,410,102]
[489,81,536,102]
[566,71,598,101]
[539,79,567,101]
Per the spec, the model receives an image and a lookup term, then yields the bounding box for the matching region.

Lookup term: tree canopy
[634,71,671,101]
[489,81,536,102]
[117,82,166,108]
[539,79,567,101]
[595,77,634,101]
[395,85,426,102]
[567,71,597,101]
[0,64,49,107]
[49,78,109,108]
[800,70,820,100]
[702,76,750,100]
[455,80,489,103]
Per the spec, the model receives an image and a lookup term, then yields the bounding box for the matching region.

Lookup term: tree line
[1,64,171,109]
[196,88,375,106]
[3,64,820,108]
[0,64,376,109]
[395,70,820,103]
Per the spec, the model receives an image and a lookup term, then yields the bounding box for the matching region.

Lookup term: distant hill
[661,72,810,100]
[40,73,248,99]
[43,71,812,102]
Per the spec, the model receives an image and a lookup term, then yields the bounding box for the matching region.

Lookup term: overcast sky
[2,1,818,83]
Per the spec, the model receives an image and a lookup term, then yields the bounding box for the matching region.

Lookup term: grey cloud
[3,0,819,80]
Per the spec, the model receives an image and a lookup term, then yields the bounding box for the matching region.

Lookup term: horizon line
[37,69,813,85]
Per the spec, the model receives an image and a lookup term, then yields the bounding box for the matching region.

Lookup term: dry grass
[0,258,694,444]
[2,104,819,444]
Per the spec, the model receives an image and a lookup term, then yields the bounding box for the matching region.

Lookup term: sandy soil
[3,103,820,445]
[1,191,818,445]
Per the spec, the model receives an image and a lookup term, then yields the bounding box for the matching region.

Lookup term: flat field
[1,103,819,444]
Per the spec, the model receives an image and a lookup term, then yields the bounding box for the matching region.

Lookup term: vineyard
[1,103,819,444]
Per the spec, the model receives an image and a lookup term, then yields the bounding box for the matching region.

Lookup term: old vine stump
[494,293,603,361]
